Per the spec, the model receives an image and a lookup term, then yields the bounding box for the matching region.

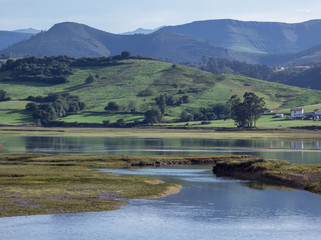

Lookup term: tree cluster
[180,104,230,122]
[25,93,86,124]
[200,57,274,80]
[0,52,151,85]
[227,92,265,128]
[0,56,74,84]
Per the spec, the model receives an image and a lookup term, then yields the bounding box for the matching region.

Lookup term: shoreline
[213,158,321,194]
[1,126,321,140]
[1,153,321,217]
[0,154,256,218]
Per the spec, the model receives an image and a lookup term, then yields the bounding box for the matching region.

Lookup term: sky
[1,0,321,33]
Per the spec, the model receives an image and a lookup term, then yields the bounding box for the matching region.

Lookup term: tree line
[102,92,265,128]
[199,57,274,80]
[0,52,153,85]
[192,56,321,90]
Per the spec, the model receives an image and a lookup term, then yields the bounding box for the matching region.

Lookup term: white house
[290,108,304,119]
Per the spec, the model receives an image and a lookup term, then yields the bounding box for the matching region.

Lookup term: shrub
[0,90,11,101]
[137,88,154,97]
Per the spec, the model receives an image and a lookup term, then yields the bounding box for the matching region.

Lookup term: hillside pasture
[0,59,321,126]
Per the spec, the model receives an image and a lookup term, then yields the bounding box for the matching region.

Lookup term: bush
[25,103,38,111]
[115,119,126,127]
[137,88,154,97]
[144,109,163,124]
[102,120,110,126]
[85,75,96,84]
[305,183,320,193]
[104,102,120,113]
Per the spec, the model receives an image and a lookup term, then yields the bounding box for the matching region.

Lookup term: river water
[1,136,321,163]
[1,136,321,239]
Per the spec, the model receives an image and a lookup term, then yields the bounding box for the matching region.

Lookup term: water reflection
[26,136,85,153]
[0,136,321,163]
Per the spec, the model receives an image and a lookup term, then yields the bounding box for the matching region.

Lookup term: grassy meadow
[165,114,321,129]
[1,58,321,126]
[0,101,33,125]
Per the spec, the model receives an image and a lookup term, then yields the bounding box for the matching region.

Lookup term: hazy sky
[2,0,321,33]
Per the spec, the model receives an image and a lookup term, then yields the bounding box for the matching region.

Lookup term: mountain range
[0,31,34,52]
[157,19,321,54]
[2,19,321,66]
[0,22,247,62]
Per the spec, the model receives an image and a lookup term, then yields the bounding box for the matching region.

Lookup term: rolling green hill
[0,58,321,126]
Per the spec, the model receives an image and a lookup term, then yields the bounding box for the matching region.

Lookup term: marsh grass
[0,153,185,217]
[215,158,321,194]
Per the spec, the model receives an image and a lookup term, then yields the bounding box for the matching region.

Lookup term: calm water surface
[1,136,321,163]
[1,167,321,240]
[1,136,321,239]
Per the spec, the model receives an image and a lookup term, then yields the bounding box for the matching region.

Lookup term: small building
[290,108,304,119]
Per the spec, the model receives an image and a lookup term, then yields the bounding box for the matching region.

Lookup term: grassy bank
[213,158,321,193]
[0,126,321,140]
[1,153,205,217]
[0,154,253,217]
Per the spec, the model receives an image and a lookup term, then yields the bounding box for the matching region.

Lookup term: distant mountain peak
[13,28,41,34]
[122,26,165,35]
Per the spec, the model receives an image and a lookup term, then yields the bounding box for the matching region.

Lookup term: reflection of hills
[13,136,320,163]
[290,141,304,149]
[103,138,167,155]
[26,136,85,153]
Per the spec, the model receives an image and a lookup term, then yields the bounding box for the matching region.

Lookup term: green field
[0,101,33,125]
[165,114,321,129]
[1,58,321,126]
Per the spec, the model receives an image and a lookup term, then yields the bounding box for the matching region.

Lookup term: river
[0,136,321,239]
[1,136,321,163]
